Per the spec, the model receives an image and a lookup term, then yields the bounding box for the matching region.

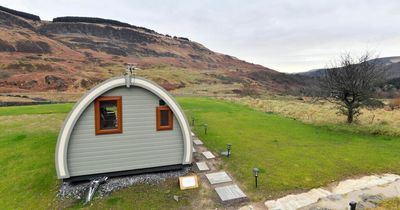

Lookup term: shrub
[388,98,400,110]
[240,83,260,98]
[0,71,10,79]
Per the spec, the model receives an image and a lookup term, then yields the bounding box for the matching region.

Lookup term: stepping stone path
[193,139,203,145]
[202,151,215,159]
[265,174,400,210]
[206,171,232,184]
[195,161,209,171]
[215,184,247,202]
[265,188,332,210]
[191,131,248,204]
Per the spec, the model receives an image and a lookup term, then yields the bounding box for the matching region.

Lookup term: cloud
[2,0,400,72]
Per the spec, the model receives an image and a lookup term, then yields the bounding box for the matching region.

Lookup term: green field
[1,98,400,208]
[0,103,200,209]
[179,98,400,200]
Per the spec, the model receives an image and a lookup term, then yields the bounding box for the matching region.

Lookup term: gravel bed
[58,166,191,200]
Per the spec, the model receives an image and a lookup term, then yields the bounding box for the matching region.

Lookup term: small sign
[179,175,199,190]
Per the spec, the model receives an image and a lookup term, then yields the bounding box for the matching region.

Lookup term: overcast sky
[2,0,400,72]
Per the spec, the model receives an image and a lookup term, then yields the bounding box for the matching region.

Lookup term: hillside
[298,56,400,79]
[0,6,313,97]
[297,56,400,97]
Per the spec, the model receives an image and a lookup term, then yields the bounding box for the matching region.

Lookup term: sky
[2,0,400,73]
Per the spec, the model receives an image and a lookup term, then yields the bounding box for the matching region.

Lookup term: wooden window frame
[156,106,173,131]
[94,96,123,135]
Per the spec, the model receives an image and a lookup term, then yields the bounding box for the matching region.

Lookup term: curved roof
[55,76,192,179]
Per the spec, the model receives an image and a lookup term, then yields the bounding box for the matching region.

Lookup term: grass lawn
[0,104,200,209]
[178,97,400,201]
[373,197,400,210]
[0,103,74,116]
[2,98,400,209]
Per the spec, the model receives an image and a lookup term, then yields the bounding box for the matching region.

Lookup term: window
[156,106,173,131]
[95,96,122,135]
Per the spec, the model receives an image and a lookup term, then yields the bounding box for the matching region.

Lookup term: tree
[321,52,386,123]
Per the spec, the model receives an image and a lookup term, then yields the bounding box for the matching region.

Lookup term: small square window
[95,96,123,135]
[156,106,173,131]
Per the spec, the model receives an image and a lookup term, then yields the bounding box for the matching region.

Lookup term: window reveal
[156,106,173,131]
[95,96,122,135]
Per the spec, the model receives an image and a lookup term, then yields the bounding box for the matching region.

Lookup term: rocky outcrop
[0,10,35,30]
[52,16,156,34]
[0,39,15,52]
[15,40,51,53]
[38,22,157,44]
[0,5,40,21]
[44,75,66,91]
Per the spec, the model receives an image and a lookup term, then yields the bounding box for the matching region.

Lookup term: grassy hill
[0,6,313,96]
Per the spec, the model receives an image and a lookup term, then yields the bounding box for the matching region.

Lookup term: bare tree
[321,52,386,123]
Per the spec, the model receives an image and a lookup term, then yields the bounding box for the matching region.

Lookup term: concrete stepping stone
[215,184,247,202]
[195,161,209,171]
[193,139,203,145]
[205,171,232,184]
[202,151,215,159]
[192,147,196,153]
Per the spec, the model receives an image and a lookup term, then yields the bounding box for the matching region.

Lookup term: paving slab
[215,184,247,202]
[266,174,400,210]
[193,139,203,145]
[265,188,331,210]
[195,161,210,171]
[202,151,215,159]
[332,174,400,194]
[206,171,232,184]
[302,179,400,210]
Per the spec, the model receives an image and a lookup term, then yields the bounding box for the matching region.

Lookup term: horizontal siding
[70,130,179,140]
[67,87,184,177]
[69,153,182,167]
[69,143,182,156]
[70,160,182,176]
[69,152,182,168]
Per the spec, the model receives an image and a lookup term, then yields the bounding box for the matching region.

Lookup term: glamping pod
[55,74,192,181]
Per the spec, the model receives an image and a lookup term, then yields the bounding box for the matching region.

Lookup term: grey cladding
[67,87,184,177]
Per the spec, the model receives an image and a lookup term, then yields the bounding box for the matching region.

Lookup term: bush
[240,83,260,98]
[388,98,400,110]
[0,71,10,79]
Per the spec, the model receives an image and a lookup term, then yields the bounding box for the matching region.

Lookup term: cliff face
[0,8,311,95]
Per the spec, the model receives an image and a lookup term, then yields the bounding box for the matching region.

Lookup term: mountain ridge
[0,6,312,96]
[297,56,400,79]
